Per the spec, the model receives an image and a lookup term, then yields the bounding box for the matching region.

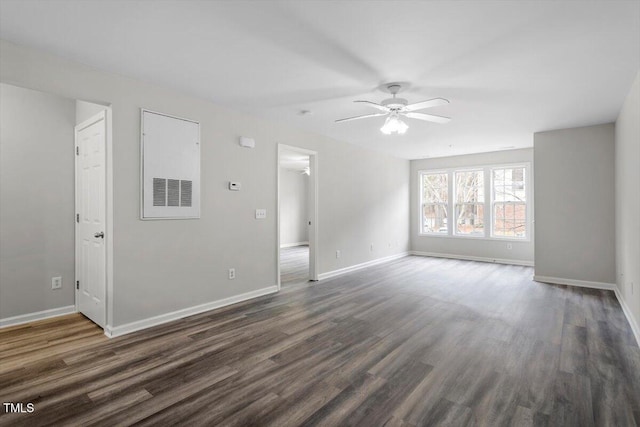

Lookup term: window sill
[417,233,531,243]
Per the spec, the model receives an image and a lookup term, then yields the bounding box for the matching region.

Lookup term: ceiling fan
[335,83,451,135]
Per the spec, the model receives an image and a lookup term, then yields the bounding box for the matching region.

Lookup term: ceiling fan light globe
[389,116,401,129]
[380,116,392,134]
[380,125,392,135]
[380,116,409,135]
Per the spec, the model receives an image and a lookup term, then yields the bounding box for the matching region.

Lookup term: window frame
[419,170,450,235]
[418,162,532,242]
[453,168,485,238]
[490,165,528,240]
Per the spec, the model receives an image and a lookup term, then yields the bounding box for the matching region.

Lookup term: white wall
[320,143,409,273]
[615,71,640,340]
[0,40,410,328]
[410,149,534,264]
[0,83,76,319]
[534,123,615,285]
[279,168,308,246]
[75,99,107,125]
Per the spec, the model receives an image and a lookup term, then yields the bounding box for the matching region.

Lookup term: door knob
[94,232,104,239]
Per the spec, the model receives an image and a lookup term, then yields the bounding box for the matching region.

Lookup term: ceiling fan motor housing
[381,97,408,110]
[382,83,408,110]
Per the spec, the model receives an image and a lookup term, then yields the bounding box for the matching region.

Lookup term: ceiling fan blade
[335,112,387,123]
[404,112,451,124]
[404,98,450,112]
[353,100,390,112]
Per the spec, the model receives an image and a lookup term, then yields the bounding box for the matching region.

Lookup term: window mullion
[448,171,454,236]
[484,167,490,238]
[419,172,425,233]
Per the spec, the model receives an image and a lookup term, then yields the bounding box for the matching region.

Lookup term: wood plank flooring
[280,245,309,285]
[1,256,639,426]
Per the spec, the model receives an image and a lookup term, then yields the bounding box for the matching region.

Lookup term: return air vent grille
[180,180,192,207]
[153,178,166,206]
[152,178,193,207]
[167,179,180,207]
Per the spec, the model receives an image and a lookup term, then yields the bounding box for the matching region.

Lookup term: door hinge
[76,281,79,290]
[76,213,79,223]
[76,146,79,155]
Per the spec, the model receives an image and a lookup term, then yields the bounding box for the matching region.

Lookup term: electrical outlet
[228,268,235,280]
[51,277,62,290]
[506,243,513,250]
[336,250,341,259]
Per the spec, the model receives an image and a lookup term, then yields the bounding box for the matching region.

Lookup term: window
[492,167,526,238]
[455,170,484,236]
[419,163,530,240]
[421,172,448,234]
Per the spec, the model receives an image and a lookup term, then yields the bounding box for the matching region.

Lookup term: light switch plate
[255,209,266,219]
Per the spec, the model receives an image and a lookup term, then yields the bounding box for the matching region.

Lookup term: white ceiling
[1,0,638,159]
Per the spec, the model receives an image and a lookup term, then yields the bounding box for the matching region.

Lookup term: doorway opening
[277,145,318,289]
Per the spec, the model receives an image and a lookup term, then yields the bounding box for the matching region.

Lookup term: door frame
[74,107,113,333]
[277,144,319,290]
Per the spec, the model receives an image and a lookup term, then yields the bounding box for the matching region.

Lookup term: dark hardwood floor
[1,256,639,426]
[280,245,309,285]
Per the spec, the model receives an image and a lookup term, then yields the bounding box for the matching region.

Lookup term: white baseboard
[318,252,409,281]
[410,251,534,267]
[0,305,76,328]
[614,287,640,348]
[533,275,616,291]
[280,241,309,248]
[104,286,278,338]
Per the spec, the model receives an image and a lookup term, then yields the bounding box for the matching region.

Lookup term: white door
[75,111,106,327]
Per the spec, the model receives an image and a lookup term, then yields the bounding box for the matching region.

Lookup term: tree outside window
[421,172,448,234]
[492,167,526,238]
[455,170,484,236]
